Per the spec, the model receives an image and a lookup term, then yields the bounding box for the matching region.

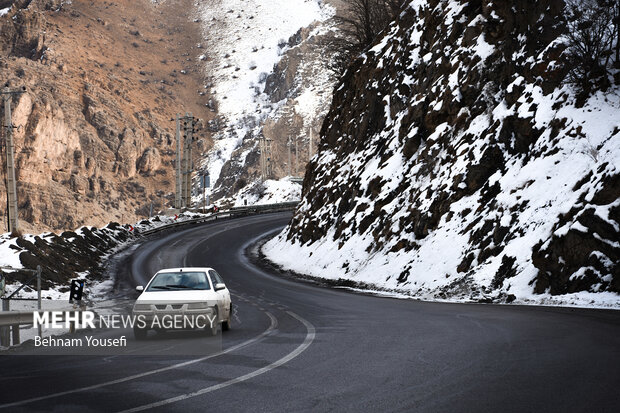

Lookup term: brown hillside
[0,0,212,232]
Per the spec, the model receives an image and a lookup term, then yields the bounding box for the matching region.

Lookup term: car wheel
[222,304,232,331]
[134,327,148,340]
[207,307,219,336]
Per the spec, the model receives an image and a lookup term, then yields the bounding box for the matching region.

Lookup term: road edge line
[118,310,316,413]
[0,312,278,410]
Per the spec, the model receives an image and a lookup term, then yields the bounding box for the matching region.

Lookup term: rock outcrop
[264,0,620,304]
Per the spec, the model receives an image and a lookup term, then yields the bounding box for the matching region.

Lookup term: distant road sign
[202,174,210,189]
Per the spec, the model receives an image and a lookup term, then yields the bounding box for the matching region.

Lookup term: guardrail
[139,201,299,236]
[1,311,73,347]
[0,311,37,347]
[0,311,37,327]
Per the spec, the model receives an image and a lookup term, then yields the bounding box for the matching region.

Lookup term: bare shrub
[326,0,404,73]
[564,0,620,100]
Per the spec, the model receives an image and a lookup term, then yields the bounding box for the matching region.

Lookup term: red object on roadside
[129,225,134,232]
[174,214,179,220]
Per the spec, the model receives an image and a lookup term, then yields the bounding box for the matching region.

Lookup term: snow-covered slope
[228,177,302,207]
[196,0,333,189]
[0,212,210,297]
[264,0,620,308]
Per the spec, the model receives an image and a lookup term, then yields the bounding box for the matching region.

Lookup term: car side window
[209,270,224,285]
[207,271,216,288]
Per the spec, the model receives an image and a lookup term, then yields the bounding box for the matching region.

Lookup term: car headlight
[133,304,151,311]
[187,302,209,310]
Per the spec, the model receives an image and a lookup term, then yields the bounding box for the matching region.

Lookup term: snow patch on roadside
[0,211,214,301]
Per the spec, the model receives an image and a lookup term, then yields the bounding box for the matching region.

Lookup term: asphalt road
[1,212,619,412]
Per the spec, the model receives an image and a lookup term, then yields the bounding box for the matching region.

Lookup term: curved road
[1,212,619,412]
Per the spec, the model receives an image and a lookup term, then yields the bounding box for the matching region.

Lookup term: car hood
[136,290,215,303]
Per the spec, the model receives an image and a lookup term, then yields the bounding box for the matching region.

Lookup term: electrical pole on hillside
[294,136,299,176]
[259,137,273,181]
[1,84,26,233]
[174,114,182,209]
[171,113,196,209]
[287,137,292,176]
[308,128,313,160]
[172,113,198,209]
[183,113,194,208]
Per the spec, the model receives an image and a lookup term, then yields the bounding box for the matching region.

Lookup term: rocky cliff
[196,0,341,205]
[212,21,339,203]
[0,0,212,232]
[264,0,620,306]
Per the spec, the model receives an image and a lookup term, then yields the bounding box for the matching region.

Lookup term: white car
[132,267,232,340]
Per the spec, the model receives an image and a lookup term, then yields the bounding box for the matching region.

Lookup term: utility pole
[180,116,188,208]
[173,113,197,209]
[201,173,210,214]
[1,85,25,234]
[259,137,265,180]
[308,128,313,160]
[183,113,194,209]
[174,114,182,209]
[259,137,273,181]
[267,138,273,179]
[287,137,292,176]
[294,136,298,176]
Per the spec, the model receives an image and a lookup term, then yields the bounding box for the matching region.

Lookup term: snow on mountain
[195,0,333,189]
[228,177,302,207]
[263,0,620,308]
[204,16,341,206]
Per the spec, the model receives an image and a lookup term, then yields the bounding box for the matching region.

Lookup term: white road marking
[0,312,278,410]
[118,311,316,413]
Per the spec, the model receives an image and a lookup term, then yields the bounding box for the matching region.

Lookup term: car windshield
[147,272,211,291]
